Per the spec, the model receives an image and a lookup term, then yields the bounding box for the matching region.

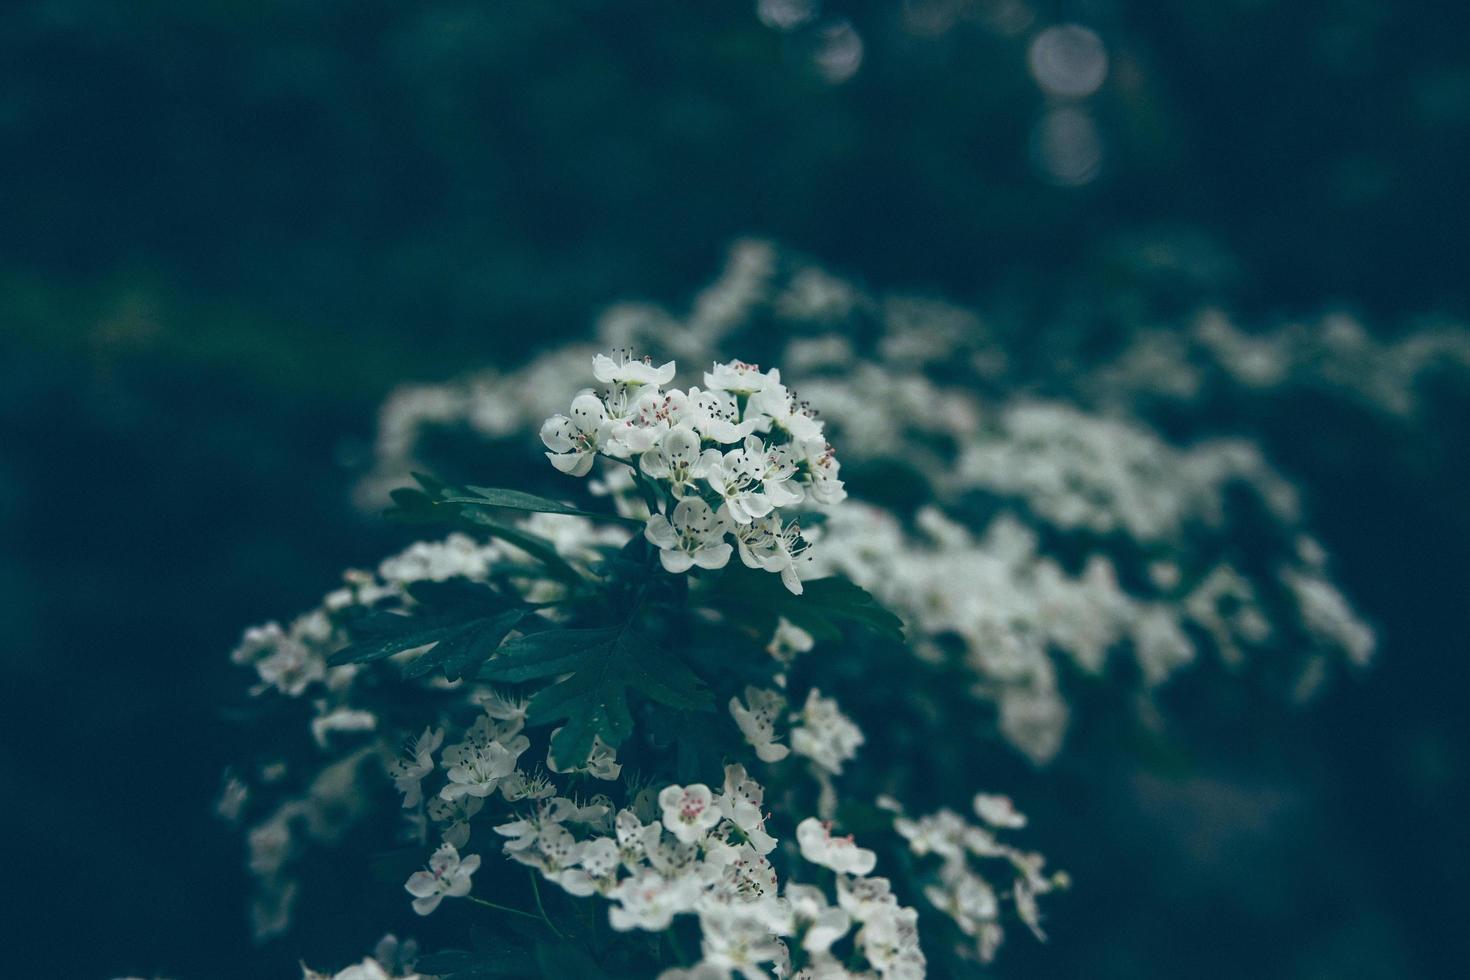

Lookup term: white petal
[660,550,694,573]
[404,872,439,898]
[643,515,678,549]
[692,543,732,570]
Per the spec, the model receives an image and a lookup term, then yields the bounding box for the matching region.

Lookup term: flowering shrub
[225,350,1069,979]
[354,242,1380,765]
[221,245,1399,978]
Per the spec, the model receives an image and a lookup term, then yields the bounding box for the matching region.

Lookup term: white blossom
[705,359,781,396]
[703,439,776,525]
[440,733,529,801]
[715,764,778,855]
[541,392,610,476]
[728,686,791,762]
[645,499,734,573]
[427,795,483,849]
[548,731,623,780]
[659,783,724,843]
[404,843,479,915]
[767,617,815,667]
[594,348,677,387]
[609,868,704,931]
[386,727,443,808]
[796,818,877,875]
[639,424,710,498]
[972,794,1026,830]
[790,690,864,775]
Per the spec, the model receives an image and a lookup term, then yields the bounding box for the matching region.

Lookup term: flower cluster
[541,351,845,593]
[885,794,1064,965]
[489,763,926,980]
[728,685,864,776]
[361,243,1379,768]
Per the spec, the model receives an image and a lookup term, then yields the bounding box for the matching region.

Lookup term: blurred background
[1,1,1467,977]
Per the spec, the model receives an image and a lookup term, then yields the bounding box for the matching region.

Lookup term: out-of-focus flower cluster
[355,240,1393,764]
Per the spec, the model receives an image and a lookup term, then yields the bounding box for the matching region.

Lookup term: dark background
[1,1,1467,977]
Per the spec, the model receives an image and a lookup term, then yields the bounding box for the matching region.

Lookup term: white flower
[699,911,788,980]
[715,764,777,855]
[253,633,325,697]
[548,731,622,780]
[609,868,703,931]
[796,818,877,875]
[614,386,691,455]
[615,808,663,870]
[705,359,780,396]
[689,387,764,444]
[733,516,813,595]
[498,767,555,802]
[752,383,824,442]
[795,436,846,506]
[387,726,443,808]
[856,904,925,979]
[766,617,815,665]
[836,875,900,923]
[541,392,610,476]
[924,866,998,949]
[474,689,529,730]
[311,705,377,748]
[507,823,584,875]
[972,793,1027,829]
[751,437,807,506]
[892,810,968,863]
[790,690,864,775]
[703,439,776,524]
[644,498,733,573]
[301,956,395,980]
[766,518,816,595]
[404,843,479,915]
[427,795,484,849]
[728,687,790,763]
[492,796,577,852]
[440,734,529,801]
[639,424,710,497]
[552,836,621,897]
[594,348,676,387]
[786,884,853,955]
[659,783,723,843]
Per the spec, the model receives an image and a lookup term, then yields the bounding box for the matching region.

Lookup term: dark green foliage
[329,579,526,680]
[713,566,906,645]
[479,623,714,766]
[445,485,643,525]
[385,474,589,584]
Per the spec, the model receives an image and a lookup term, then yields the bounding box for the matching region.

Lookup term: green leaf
[400,607,529,680]
[329,581,527,679]
[712,567,906,645]
[479,623,713,766]
[445,485,642,525]
[328,610,465,666]
[384,486,446,525]
[457,507,588,584]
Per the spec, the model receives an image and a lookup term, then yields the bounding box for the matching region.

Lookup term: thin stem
[528,870,567,941]
[464,894,543,922]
